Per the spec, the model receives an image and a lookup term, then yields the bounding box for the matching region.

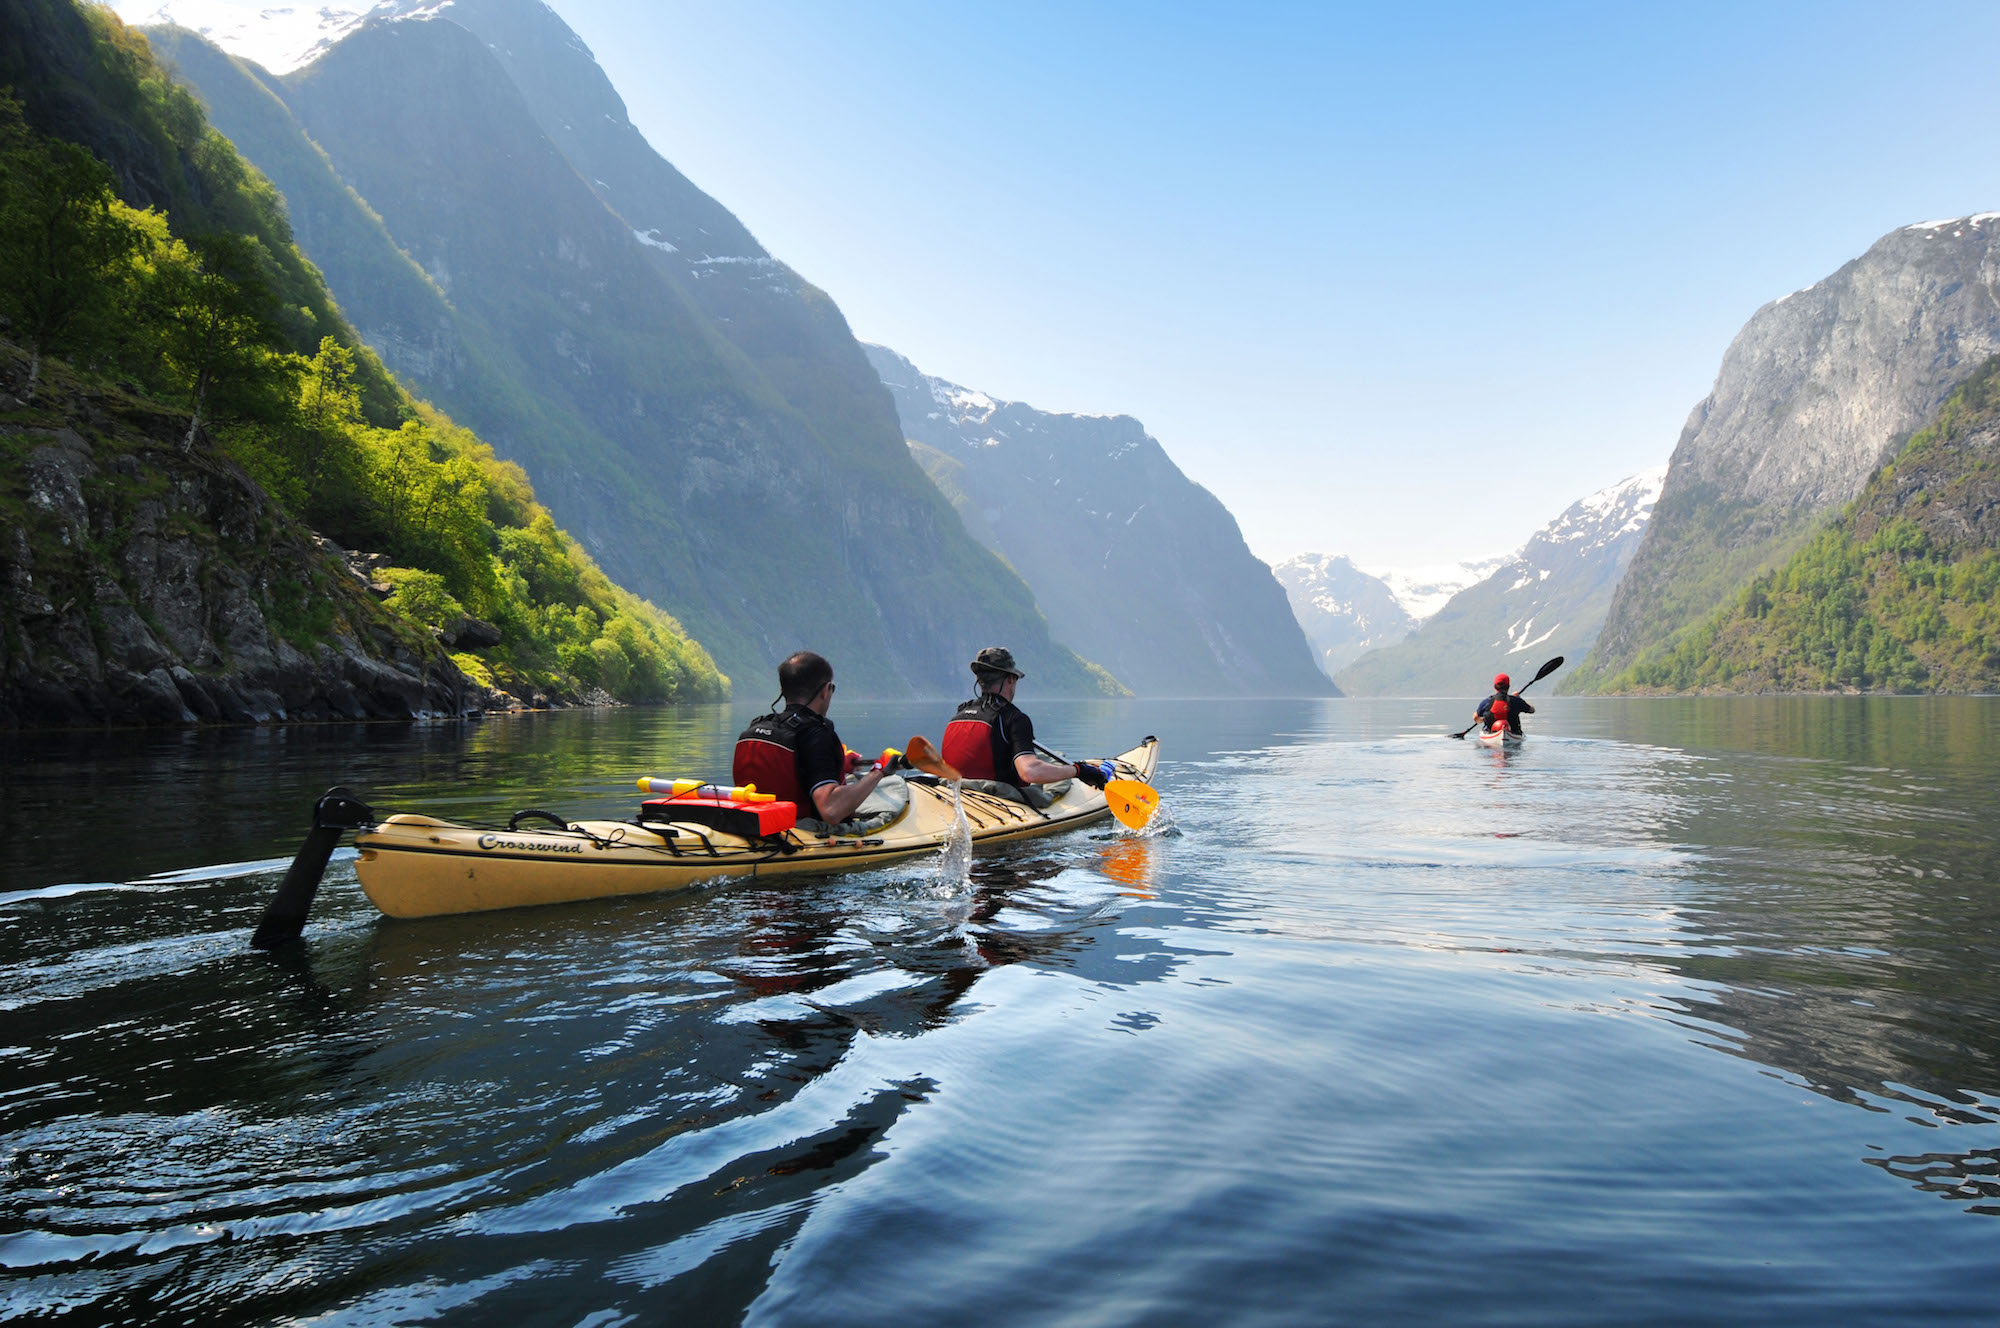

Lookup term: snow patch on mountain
[1536,465,1665,548]
[115,0,455,73]
[1906,212,2000,233]
[116,0,366,71]
[933,381,999,422]
[1364,555,1513,623]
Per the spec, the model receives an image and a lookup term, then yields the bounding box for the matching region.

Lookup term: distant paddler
[732,651,907,832]
[939,646,1115,808]
[1451,655,1563,739]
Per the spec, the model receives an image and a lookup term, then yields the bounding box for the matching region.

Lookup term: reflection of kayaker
[250,737,1160,945]
[942,647,1115,809]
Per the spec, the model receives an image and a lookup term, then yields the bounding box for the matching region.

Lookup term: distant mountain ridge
[1578,213,2000,690]
[143,0,1111,695]
[867,346,1332,697]
[1337,468,1664,696]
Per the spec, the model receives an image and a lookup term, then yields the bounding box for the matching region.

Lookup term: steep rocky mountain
[866,346,1331,697]
[142,2,1110,696]
[1270,555,1415,678]
[1616,358,2000,693]
[1,0,724,725]
[1337,469,1665,696]
[1,341,474,726]
[1576,214,2000,690]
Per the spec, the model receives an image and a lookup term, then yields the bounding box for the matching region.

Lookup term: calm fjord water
[3,697,1997,1325]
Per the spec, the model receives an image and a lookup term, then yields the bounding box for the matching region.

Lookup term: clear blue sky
[538,0,2000,569]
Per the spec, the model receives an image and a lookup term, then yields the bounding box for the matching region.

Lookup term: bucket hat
[971,646,1025,679]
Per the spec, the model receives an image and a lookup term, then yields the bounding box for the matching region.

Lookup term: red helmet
[1493,672,1511,690]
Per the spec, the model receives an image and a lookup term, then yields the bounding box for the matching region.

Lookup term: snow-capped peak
[110,0,454,74]
[1906,212,2000,233]
[1536,466,1665,548]
[932,381,998,421]
[1364,555,1513,623]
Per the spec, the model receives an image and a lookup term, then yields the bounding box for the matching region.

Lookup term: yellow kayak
[252,738,1158,941]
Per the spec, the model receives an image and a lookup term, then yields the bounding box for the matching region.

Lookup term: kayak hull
[1475,726,1523,746]
[353,737,1158,919]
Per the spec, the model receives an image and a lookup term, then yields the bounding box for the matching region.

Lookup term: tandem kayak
[252,737,1159,943]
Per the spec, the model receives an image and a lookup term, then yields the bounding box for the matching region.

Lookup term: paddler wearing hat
[1474,670,1534,736]
[940,647,1114,809]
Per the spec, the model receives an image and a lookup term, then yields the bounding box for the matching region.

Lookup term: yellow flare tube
[636,777,776,802]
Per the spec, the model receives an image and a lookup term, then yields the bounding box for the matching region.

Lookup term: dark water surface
[3,697,1998,1325]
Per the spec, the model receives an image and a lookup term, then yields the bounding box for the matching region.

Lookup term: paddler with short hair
[940,647,1113,808]
[733,651,901,829]
[1474,670,1533,736]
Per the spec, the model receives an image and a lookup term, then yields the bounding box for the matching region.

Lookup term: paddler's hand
[1072,760,1112,790]
[843,747,867,777]
[873,748,909,775]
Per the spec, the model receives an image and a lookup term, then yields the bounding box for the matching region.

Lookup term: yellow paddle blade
[1104,779,1159,830]
[905,734,961,782]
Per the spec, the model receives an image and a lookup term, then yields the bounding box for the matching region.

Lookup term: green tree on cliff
[0,94,145,398]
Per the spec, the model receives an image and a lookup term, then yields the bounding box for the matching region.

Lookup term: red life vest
[732,707,816,807]
[942,694,1019,787]
[1488,696,1510,731]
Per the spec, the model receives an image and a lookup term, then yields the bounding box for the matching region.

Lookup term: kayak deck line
[251,737,1159,943]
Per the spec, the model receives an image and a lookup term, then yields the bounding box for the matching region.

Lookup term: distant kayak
[1474,726,1523,747]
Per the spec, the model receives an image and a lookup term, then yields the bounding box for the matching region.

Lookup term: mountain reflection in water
[3,697,1997,1325]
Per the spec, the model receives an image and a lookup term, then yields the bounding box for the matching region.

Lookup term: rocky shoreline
[0,347,572,729]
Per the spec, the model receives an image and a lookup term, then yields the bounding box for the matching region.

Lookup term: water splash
[931,781,972,892]
[1135,796,1179,839]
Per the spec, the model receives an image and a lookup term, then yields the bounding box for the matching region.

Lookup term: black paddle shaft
[251,788,375,950]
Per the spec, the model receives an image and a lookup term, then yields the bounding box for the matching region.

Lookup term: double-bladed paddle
[1034,740,1160,830]
[1450,654,1564,739]
[905,734,1161,829]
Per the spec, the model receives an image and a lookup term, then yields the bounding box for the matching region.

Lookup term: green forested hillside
[1610,357,2000,694]
[148,6,1114,696]
[0,1,724,713]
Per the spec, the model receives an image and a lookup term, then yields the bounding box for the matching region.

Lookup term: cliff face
[150,7,1108,696]
[1580,214,2000,689]
[1337,470,1662,696]
[1614,357,2000,694]
[0,344,476,726]
[867,345,1332,698]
